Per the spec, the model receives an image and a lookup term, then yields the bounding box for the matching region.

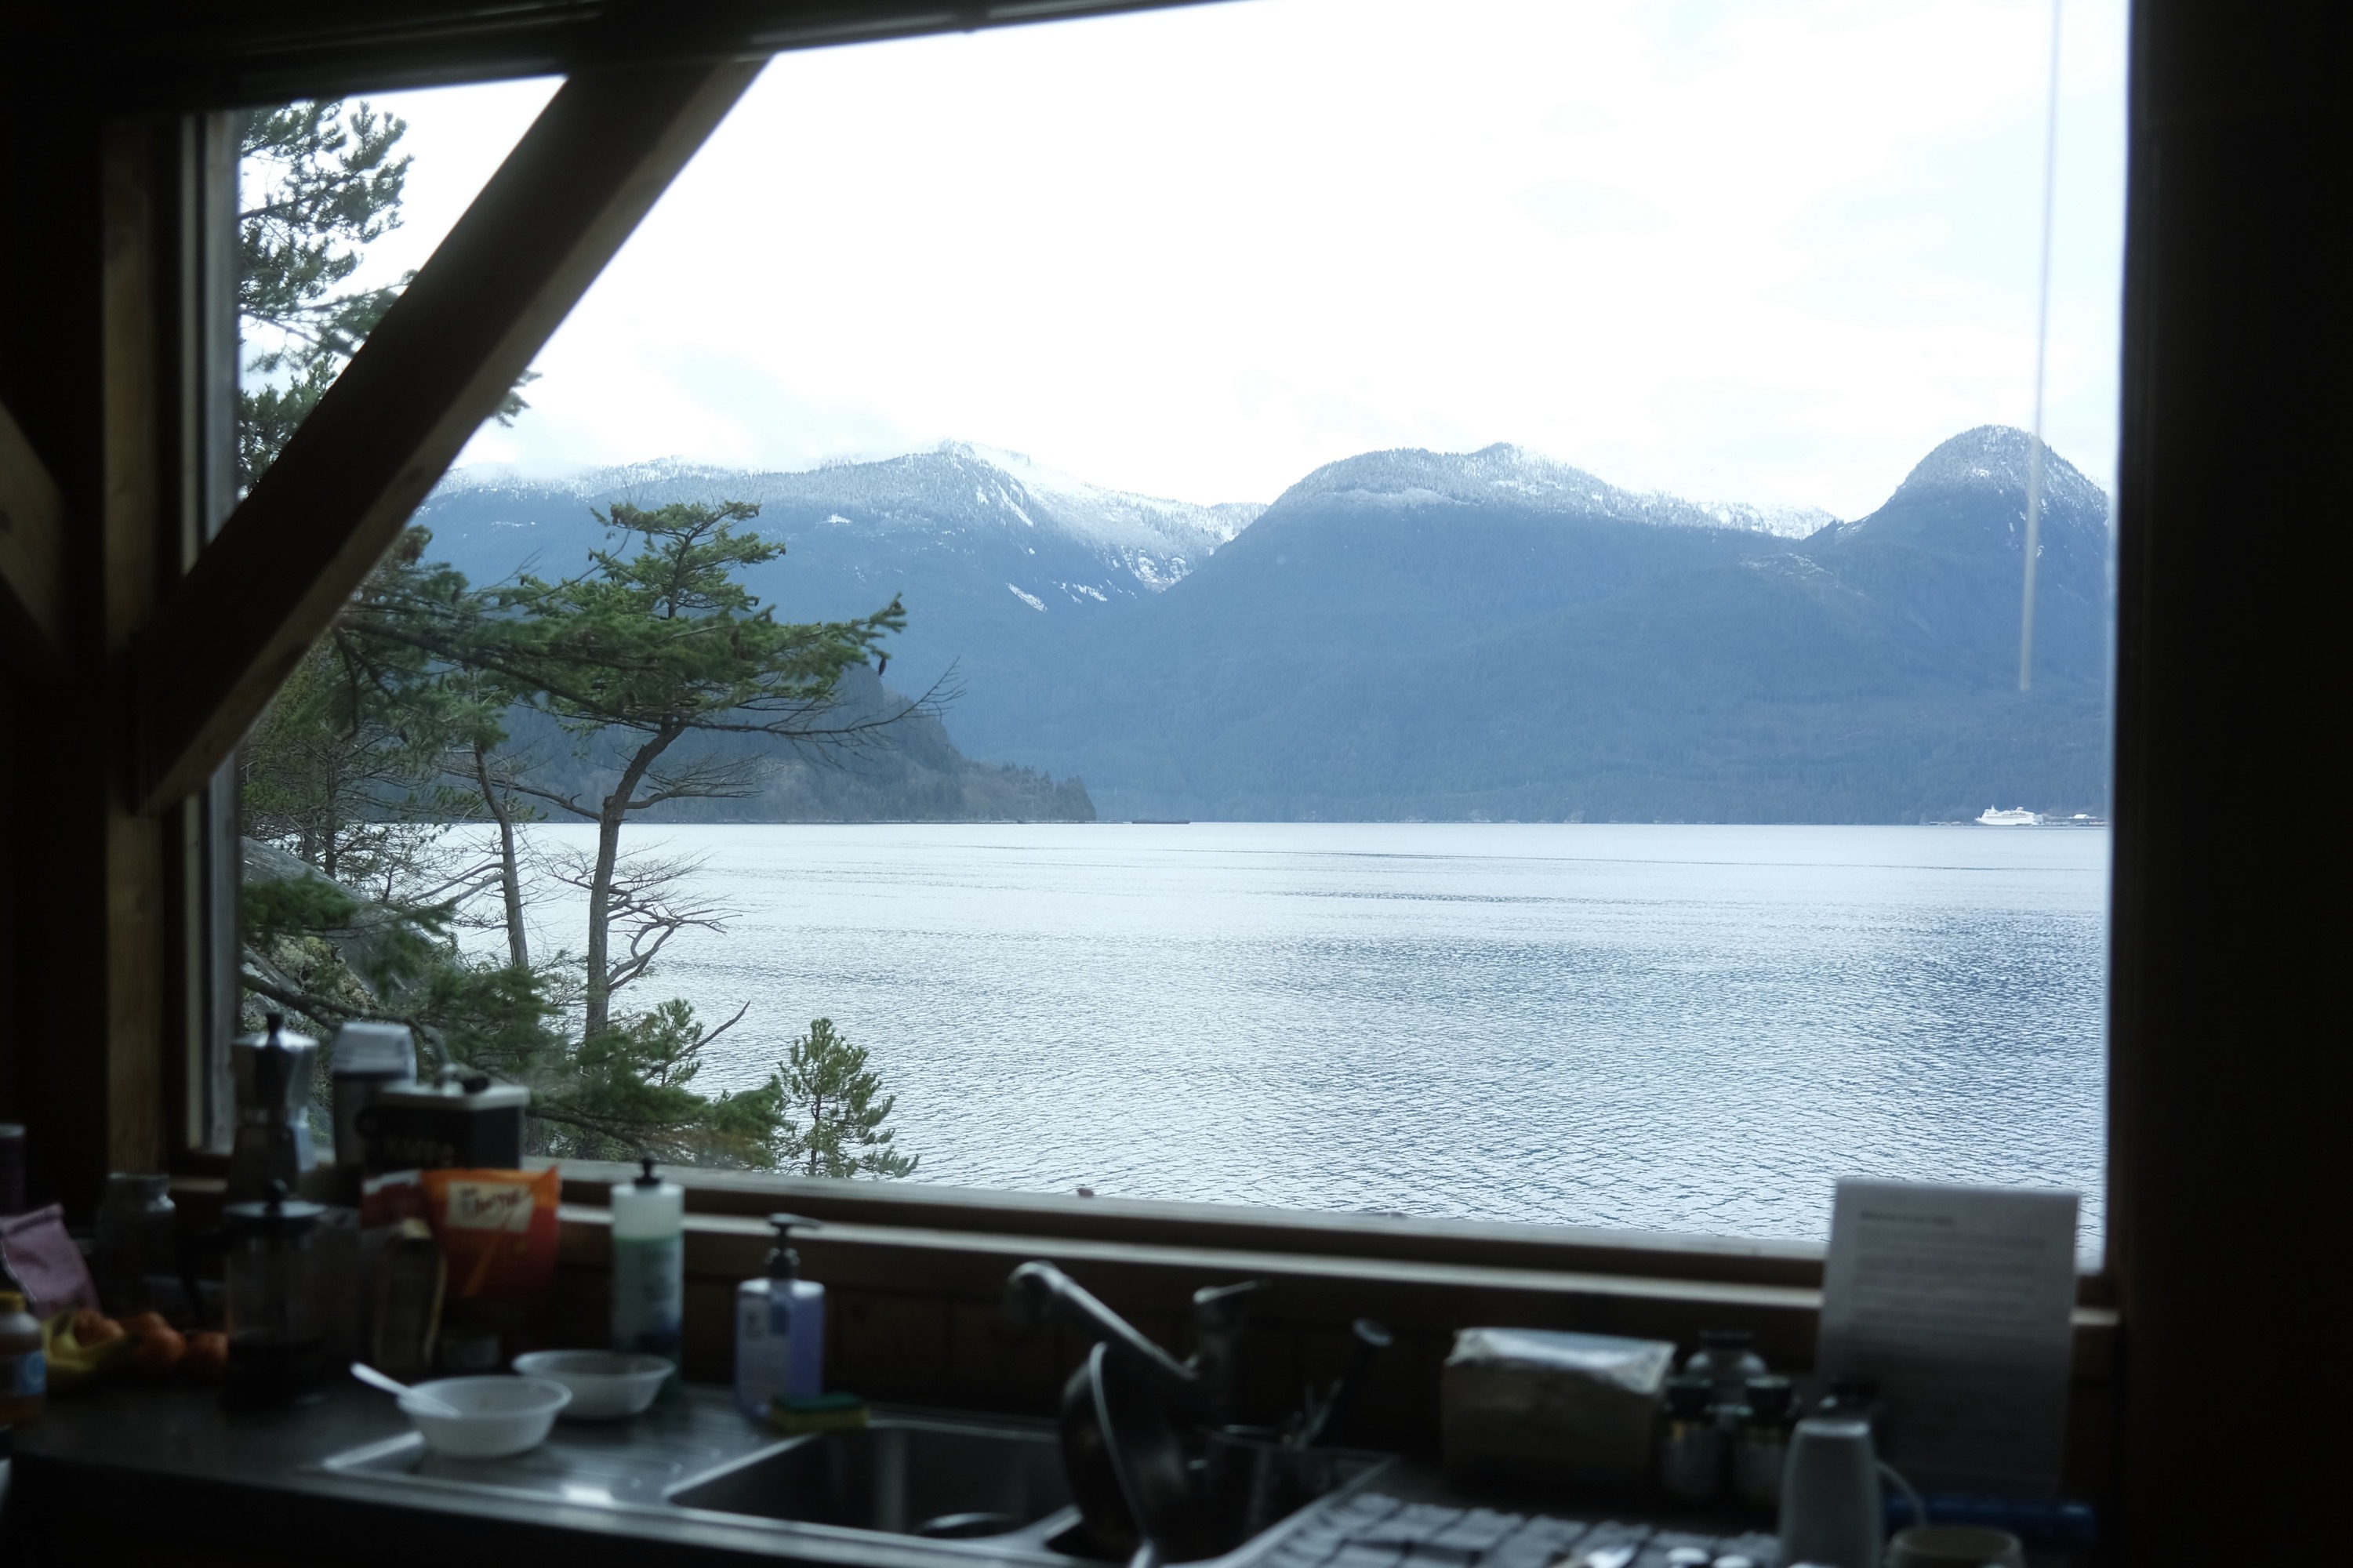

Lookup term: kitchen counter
[0,1381,1758,1568]
[1,1382,1085,1568]
[2,1385,2075,1568]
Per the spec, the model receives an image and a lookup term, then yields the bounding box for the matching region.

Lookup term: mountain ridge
[1275,441,1836,539]
[415,426,2112,823]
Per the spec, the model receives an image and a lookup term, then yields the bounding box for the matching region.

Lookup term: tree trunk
[473,740,530,969]
[583,721,684,1040]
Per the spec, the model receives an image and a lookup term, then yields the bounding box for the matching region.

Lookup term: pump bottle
[611,1157,684,1382]
[735,1214,825,1417]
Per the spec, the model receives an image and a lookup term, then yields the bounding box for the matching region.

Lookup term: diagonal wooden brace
[0,395,68,666]
[130,56,764,813]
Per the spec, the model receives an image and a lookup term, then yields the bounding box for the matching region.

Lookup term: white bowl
[401,1375,571,1457]
[510,1351,673,1421]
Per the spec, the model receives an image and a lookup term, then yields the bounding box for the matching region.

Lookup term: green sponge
[771,1391,870,1435]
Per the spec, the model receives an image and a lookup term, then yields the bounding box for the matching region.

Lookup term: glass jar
[93,1171,176,1315]
[1685,1327,1768,1412]
[222,1183,327,1408]
[1733,1374,1796,1508]
[1656,1372,1723,1501]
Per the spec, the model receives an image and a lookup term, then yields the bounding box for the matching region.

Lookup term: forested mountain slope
[420,426,2110,823]
[1008,427,2112,821]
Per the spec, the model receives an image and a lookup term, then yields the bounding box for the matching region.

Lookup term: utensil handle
[353,1361,460,1417]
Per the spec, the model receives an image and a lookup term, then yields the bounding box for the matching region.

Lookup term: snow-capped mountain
[1273,443,1835,539]
[413,445,1271,758]
[411,426,2110,823]
[1825,426,2113,606]
[427,442,1260,607]
[964,425,2113,822]
[1875,423,2108,522]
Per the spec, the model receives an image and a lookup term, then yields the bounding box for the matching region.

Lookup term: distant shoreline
[416,816,2113,829]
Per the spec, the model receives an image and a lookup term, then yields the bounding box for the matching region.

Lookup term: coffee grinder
[229,1013,319,1200]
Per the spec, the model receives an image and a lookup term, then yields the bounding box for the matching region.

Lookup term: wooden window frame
[10,1,2330,1552]
[142,8,2122,1471]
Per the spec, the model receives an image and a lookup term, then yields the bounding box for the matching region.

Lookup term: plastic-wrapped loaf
[1440,1327,1676,1490]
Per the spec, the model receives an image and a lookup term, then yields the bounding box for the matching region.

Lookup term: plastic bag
[1440,1326,1676,1490]
[419,1167,559,1357]
[0,1205,101,1316]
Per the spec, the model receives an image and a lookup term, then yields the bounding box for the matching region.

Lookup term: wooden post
[2,62,757,1207]
[0,111,185,1212]
[2106,0,2338,1556]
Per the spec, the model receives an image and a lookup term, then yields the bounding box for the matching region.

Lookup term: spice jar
[1685,1327,1768,1412]
[1733,1374,1796,1508]
[1657,1372,1723,1501]
[222,1181,328,1408]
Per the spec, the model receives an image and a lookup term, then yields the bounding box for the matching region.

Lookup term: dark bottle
[0,1288,45,1425]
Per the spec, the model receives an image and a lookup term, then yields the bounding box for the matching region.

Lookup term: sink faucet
[1186,1279,1265,1426]
[1002,1261,1267,1424]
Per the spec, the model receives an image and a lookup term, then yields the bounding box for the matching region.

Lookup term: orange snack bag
[419,1167,561,1356]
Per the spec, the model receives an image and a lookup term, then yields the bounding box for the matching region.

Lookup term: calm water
[509,822,2109,1254]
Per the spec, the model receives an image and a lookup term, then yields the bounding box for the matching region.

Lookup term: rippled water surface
[516,822,2108,1251]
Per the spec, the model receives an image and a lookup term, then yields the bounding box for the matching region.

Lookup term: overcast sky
[343,0,2126,520]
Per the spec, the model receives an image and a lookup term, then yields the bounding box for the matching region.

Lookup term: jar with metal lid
[94,1171,176,1315]
[222,1182,328,1408]
[1814,1374,1882,1428]
[1733,1374,1796,1508]
[1685,1327,1768,1413]
[1657,1372,1723,1501]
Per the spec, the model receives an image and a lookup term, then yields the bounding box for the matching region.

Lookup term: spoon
[351,1362,463,1417]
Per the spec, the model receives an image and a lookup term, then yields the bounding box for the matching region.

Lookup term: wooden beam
[100,118,174,1181]
[0,396,67,663]
[130,58,763,812]
[71,1,1227,114]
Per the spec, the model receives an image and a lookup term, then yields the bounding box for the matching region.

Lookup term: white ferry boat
[1977,806,2043,826]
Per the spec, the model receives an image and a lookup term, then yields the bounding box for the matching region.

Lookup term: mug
[1774,1417,1881,1568]
[1885,1526,2025,1568]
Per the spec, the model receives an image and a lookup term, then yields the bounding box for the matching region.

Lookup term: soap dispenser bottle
[735,1214,825,1417]
[612,1156,684,1381]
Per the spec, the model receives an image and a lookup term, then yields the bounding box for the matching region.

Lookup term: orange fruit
[133,1323,186,1377]
[180,1332,229,1381]
[73,1308,124,1345]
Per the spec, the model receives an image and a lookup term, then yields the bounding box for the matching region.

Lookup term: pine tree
[237,98,530,491]
[770,1019,919,1179]
[488,500,913,1042]
[232,103,791,1167]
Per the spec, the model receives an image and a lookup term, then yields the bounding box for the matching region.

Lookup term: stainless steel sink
[667,1416,1074,1541]
[316,1389,1392,1565]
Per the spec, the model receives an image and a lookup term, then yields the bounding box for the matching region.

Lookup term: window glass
[241,2,2124,1261]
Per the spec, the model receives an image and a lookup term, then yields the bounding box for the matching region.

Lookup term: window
[235,0,2126,1266]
